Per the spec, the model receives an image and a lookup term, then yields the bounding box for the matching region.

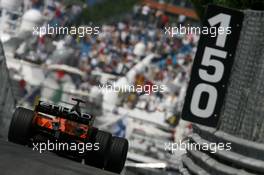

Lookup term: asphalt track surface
[0,139,116,175]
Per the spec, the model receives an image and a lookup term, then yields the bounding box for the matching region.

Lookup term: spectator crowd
[10,0,198,127]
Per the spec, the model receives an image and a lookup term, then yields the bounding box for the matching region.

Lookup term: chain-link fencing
[219,10,264,143]
[0,43,16,139]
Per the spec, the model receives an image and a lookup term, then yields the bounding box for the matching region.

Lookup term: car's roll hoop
[71,98,86,116]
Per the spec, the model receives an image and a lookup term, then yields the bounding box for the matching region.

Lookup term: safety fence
[0,43,16,138]
[218,10,264,142]
[179,9,264,175]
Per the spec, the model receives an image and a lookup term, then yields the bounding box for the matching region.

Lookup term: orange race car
[8,98,128,174]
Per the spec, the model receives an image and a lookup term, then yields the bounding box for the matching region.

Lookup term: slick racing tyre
[8,107,34,145]
[104,137,129,173]
[85,130,112,169]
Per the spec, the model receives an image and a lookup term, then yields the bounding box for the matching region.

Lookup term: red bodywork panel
[33,112,89,139]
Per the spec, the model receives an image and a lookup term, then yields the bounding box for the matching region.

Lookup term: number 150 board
[182,5,244,127]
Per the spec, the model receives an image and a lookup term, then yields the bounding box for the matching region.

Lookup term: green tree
[191,0,264,18]
[78,0,138,24]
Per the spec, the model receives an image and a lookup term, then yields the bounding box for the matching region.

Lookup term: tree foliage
[79,0,139,24]
[191,0,264,18]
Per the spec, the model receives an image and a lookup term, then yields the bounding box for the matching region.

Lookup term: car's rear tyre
[85,130,112,169]
[104,137,129,173]
[8,107,34,145]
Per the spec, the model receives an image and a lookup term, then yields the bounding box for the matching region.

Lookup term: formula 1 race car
[8,98,128,174]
